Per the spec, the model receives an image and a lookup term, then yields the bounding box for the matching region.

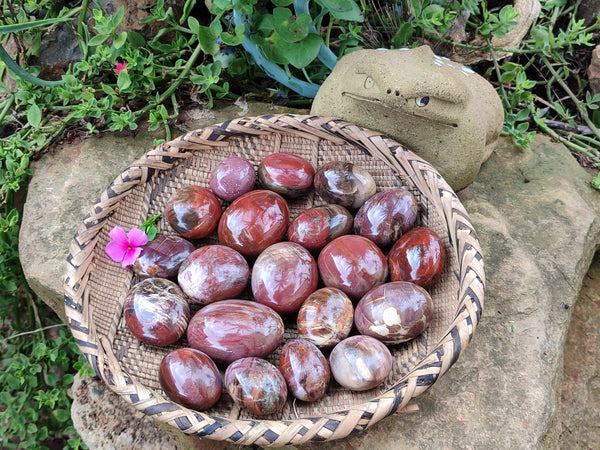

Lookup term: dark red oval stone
[159,348,222,411]
[354,189,418,246]
[388,227,445,288]
[210,156,256,202]
[355,281,433,344]
[218,190,289,258]
[313,161,376,209]
[297,287,354,349]
[318,235,388,301]
[177,245,249,305]
[224,357,288,416]
[123,278,190,346]
[279,339,330,402]
[251,242,318,314]
[186,299,284,364]
[329,335,392,391]
[165,185,222,239]
[287,204,353,251]
[133,234,195,280]
[258,152,315,198]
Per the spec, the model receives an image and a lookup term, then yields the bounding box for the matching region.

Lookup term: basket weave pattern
[64,115,484,446]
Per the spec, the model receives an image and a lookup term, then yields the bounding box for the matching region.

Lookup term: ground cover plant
[1,0,599,448]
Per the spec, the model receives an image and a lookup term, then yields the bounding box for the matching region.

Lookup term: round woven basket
[64,114,484,447]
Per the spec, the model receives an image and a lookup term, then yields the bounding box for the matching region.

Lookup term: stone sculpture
[311,45,505,190]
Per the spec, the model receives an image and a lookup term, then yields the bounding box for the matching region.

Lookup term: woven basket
[64,115,484,447]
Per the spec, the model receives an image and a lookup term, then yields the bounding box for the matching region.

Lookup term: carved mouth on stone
[342,92,458,128]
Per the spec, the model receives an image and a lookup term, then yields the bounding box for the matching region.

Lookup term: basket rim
[63,114,485,447]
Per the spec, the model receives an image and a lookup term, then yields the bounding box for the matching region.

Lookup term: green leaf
[197,25,220,56]
[0,16,72,35]
[279,34,323,68]
[273,8,311,43]
[87,34,109,47]
[117,69,131,91]
[181,0,196,24]
[27,104,41,128]
[0,46,63,87]
[272,0,295,5]
[114,31,128,49]
[315,0,364,21]
[52,408,71,422]
[220,24,246,46]
[188,16,200,35]
[127,31,146,48]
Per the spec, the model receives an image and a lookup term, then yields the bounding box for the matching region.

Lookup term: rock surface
[19,110,600,447]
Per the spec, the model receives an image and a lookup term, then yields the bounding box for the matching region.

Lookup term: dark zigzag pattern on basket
[63,114,485,447]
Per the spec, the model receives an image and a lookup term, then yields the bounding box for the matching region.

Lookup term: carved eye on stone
[415,96,430,107]
[364,77,374,89]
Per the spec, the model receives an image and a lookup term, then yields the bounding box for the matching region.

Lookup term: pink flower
[115,61,128,75]
[105,226,148,268]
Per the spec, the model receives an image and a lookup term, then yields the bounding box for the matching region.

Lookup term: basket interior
[85,130,460,421]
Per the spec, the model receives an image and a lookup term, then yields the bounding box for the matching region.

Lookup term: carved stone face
[311,46,504,191]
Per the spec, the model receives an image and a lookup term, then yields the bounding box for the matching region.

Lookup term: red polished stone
[355,281,433,344]
[159,348,222,411]
[177,245,249,305]
[251,242,318,314]
[297,287,354,349]
[314,161,376,209]
[210,156,256,202]
[218,190,289,258]
[388,227,445,288]
[258,152,315,198]
[165,185,222,239]
[318,235,388,301]
[133,234,195,280]
[186,299,284,364]
[329,335,392,391]
[287,204,353,251]
[123,278,190,346]
[279,339,330,402]
[224,357,288,416]
[354,189,418,246]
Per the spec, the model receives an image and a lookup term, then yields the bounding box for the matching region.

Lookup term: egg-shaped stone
[297,287,354,348]
[218,190,289,258]
[355,281,433,344]
[251,242,318,314]
[258,152,315,198]
[159,348,222,410]
[279,339,330,402]
[329,335,392,391]
[224,357,288,416]
[177,245,249,305]
[133,234,195,280]
[388,227,445,288]
[210,156,256,202]
[318,235,388,301]
[354,189,418,246]
[165,185,222,239]
[287,204,353,251]
[187,299,284,364]
[314,161,376,209]
[123,278,190,346]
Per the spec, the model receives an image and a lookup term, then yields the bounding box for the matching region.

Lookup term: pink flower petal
[121,246,143,268]
[108,226,128,244]
[127,227,148,247]
[105,240,128,263]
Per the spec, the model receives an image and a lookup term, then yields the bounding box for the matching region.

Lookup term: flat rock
[19,117,600,447]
